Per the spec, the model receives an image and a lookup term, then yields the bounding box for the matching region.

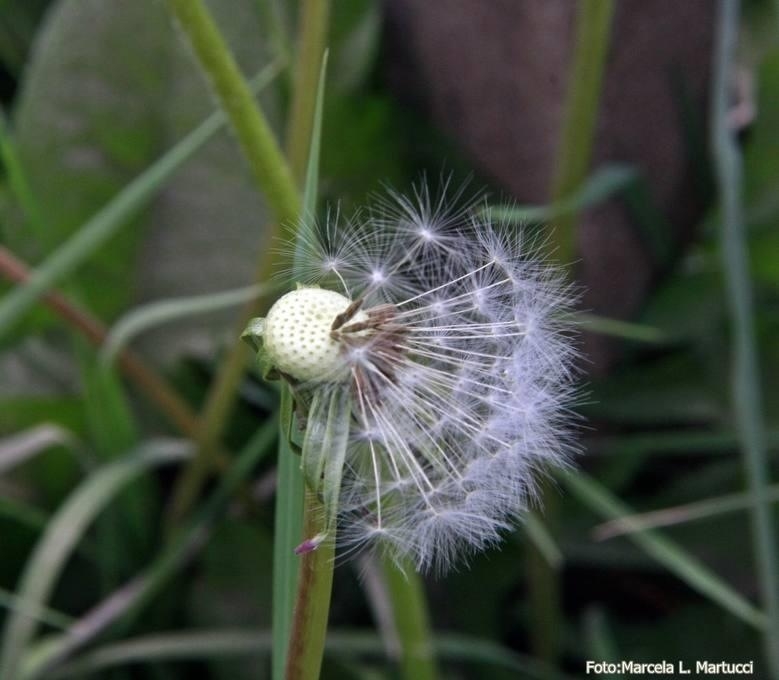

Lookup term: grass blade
[563,470,767,630]
[0,441,192,680]
[0,61,283,337]
[0,589,73,632]
[489,164,636,224]
[594,485,779,540]
[100,282,275,365]
[273,51,329,680]
[711,0,779,673]
[0,425,76,474]
[575,312,667,344]
[44,629,573,680]
[20,422,277,680]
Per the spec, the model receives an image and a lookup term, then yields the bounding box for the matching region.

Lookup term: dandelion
[244,183,579,573]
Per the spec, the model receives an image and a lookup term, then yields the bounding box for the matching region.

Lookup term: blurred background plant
[0,0,778,678]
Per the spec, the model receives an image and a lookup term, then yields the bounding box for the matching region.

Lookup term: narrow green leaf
[19,422,276,680]
[272,388,305,680]
[562,470,767,630]
[0,424,76,475]
[576,312,668,344]
[44,629,573,679]
[0,61,283,337]
[0,587,73,632]
[523,513,563,569]
[273,50,329,680]
[293,50,329,278]
[101,282,273,365]
[711,0,779,672]
[488,164,636,224]
[593,484,779,540]
[0,441,192,680]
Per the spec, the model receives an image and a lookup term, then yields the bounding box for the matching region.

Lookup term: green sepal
[240,316,279,381]
[301,386,352,537]
[240,317,265,353]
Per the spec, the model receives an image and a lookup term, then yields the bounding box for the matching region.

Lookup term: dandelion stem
[712,0,779,674]
[285,490,335,680]
[382,559,439,680]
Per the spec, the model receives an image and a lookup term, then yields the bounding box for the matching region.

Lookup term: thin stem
[0,246,205,444]
[712,0,779,675]
[164,0,299,224]
[529,0,616,669]
[549,0,616,263]
[285,490,335,680]
[381,559,439,680]
[272,388,305,680]
[162,0,302,523]
[285,0,330,182]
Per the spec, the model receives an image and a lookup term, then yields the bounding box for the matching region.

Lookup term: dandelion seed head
[245,182,580,573]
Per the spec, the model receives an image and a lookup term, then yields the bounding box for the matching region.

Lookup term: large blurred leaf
[6,0,277,362]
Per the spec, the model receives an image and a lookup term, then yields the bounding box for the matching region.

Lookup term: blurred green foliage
[0,0,778,678]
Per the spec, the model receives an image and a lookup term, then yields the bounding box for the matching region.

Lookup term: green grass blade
[576,312,667,344]
[0,441,192,680]
[0,424,77,474]
[562,470,767,630]
[0,108,44,238]
[272,387,305,680]
[0,588,74,632]
[523,513,563,569]
[100,282,274,365]
[593,484,779,540]
[548,0,616,262]
[0,61,283,338]
[712,0,779,673]
[489,164,635,224]
[381,561,439,680]
[43,629,573,680]
[293,50,329,278]
[273,52,328,680]
[20,422,277,680]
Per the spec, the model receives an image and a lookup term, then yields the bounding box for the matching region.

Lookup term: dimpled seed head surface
[263,287,368,382]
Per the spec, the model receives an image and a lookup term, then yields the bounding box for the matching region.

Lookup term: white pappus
[244,183,579,573]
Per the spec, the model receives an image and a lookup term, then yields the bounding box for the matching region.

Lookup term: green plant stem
[549,0,616,263]
[274,50,329,680]
[285,490,335,680]
[381,559,439,680]
[285,0,330,182]
[525,498,561,670]
[529,1,615,669]
[0,246,203,442]
[162,0,302,525]
[164,0,299,224]
[712,1,779,675]
[273,388,305,680]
